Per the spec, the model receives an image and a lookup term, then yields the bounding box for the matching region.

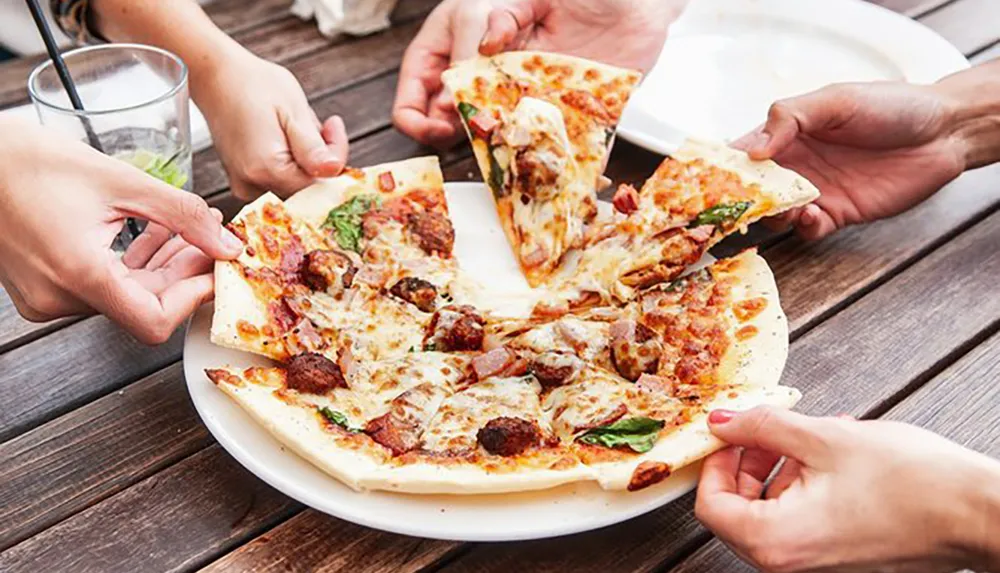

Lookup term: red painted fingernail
[709,409,736,424]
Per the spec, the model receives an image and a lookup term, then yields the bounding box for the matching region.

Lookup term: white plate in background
[618,0,969,155]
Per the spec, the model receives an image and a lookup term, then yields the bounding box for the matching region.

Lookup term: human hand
[732,82,970,240]
[0,119,244,344]
[193,52,348,200]
[394,0,683,147]
[694,406,1000,572]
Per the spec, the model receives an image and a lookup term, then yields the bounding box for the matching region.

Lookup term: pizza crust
[210,193,286,359]
[673,138,820,220]
[284,156,445,227]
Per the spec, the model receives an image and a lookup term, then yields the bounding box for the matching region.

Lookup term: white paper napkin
[291,0,399,38]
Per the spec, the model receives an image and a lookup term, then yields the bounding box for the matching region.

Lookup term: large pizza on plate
[203,52,818,495]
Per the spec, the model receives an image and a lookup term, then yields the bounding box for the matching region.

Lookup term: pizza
[549,138,821,306]
[204,128,814,493]
[441,52,642,287]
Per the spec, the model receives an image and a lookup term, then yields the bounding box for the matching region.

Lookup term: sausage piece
[285,352,347,394]
[612,184,640,215]
[299,249,356,295]
[477,417,541,456]
[407,211,455,256]
[425,305,485,352]
[529,351,582,387]
[389,277,438,313]
[610,320,663,382]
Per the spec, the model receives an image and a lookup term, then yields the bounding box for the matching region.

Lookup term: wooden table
[1,1,999,571]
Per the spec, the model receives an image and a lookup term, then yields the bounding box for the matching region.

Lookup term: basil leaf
[487,146,506,198]
[690,201,752,228]
[577,416,665,453]
[457,101,479,123]
[318,407,362,432]
[322,194,378,253]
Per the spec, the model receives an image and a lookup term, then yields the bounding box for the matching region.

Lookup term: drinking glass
[28,43,192,249]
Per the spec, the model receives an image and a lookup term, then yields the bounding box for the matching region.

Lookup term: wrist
[933,60,1000,171]
[941,454,1000,570]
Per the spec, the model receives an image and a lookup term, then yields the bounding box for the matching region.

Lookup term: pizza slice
[211,156,464,364]
[551,138,820,305]
[442,51,642,287]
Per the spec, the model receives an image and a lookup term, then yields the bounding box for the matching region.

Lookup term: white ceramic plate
[184,182,710,542]
[618,0,970,155]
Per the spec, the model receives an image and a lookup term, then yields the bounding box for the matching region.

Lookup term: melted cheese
[543,369,630,442]
[422,377,546,452]
[351,352,472,416]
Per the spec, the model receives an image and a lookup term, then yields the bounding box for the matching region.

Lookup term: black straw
[24,0,104,151]
[25,0,142,240]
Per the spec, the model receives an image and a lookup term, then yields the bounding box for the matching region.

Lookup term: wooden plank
[241,0,438,64]
[433,198,1000,573]
[869,0,953,17]
[200,512,463,573]
[0,446,300,573]
[920,0,1000,55]
[0,363,211,551]
[0,0,294,109]
[671,327,1000,573]
[0,317,184,443]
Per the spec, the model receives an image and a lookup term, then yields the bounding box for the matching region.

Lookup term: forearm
[934,57,1000,170]
[88,1,251,103]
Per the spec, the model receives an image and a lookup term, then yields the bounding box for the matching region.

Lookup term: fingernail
[221,228,244,253]
[708,409,736,424]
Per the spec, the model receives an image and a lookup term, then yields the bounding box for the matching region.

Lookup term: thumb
[286,113,346,179]
[479,0,550,56]
[708,406,831,468]
[113,173,243,260]
[750,85,858,159]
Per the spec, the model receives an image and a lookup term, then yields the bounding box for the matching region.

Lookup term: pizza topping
[425,305,486,352]
[469,113,499,139]
[513,147,565,202]
[377,171,396,192]
[529,351,582,387]
[406,211,455,256]
[472,347,516,380]
[323,194,379,253]
[285,352,347,394]
[628,461,671,491]
[559,89,613,125]
[620,226,715,289]
[389,277,438,313]
[299,249,356,296]
[457,101,480,124]
[733,297,768,322]
[318,407,362,432]
[365,383,447,455]
[477,416,541,456]
[612,184,640,215]
[284,318,326,355]
[268,298,299,333]
[610,320,663,382]
[690,201,752,229]
[577,417,665,453]
[736,325,759,340]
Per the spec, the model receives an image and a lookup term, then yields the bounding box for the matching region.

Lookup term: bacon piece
[407,211,455,256]
[612,184,640,215]
[610,320,663,382]
[388,277,438,313]
[337,344,357,381]
[353,265,390,288]
[468,113,499,139]
[365,383,446,455]
[522,245,549,268]
[378,171,396,192]
[472,347,515,380]
[284,319,325,355]
[688,224,715,243]
[268,298,299,333]
[477,417,541,456]
[635,373,672,394]
[284,352,346,394]
[425,305,486,352]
